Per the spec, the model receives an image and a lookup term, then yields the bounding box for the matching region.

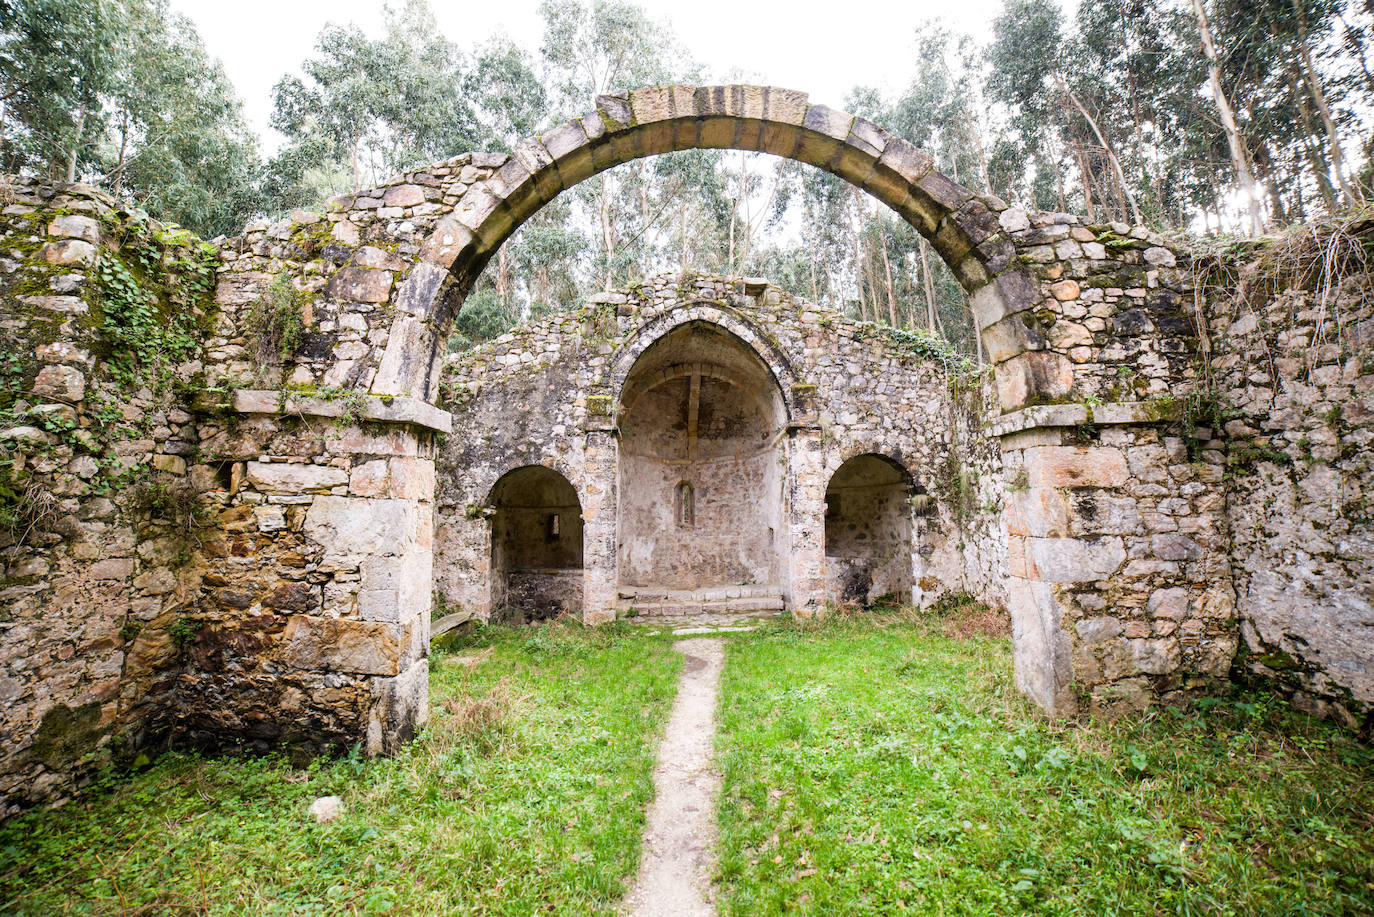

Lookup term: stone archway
[368,84,1056,415]
[487,465,585,622]
[199,83,1236,746]
[616,320,789,613]
[607,301,804,421]
[824,454,917,606]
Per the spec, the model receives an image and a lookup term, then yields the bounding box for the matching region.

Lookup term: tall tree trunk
[679,205,688,273]
[1073,141,1098,222]
[65,107,87,183]
[918,237,940,334]
[1291,0,1360,201]
[496,242,509,301]
[639,162,652,276]
[864,256,882,325]
[1052,73,1140,223]
[111,109,130,197]
[727,159,743,275]
[1127,74,1162,223]
[808,239,819,305]
[1291,69,1339,210]
[598,179,615,291]
[1191,0,1265,234]
[1338,12,1374,95]
[350,131,362,194]
[878,223,899,327]
[852,217,868,322]
[1047,137,1070,213]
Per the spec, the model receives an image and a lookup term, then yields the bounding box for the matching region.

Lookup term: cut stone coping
[231,389,453,434]
[989,399,1180,438]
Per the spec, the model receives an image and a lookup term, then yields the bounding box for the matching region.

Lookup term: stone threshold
[625,609,784,627]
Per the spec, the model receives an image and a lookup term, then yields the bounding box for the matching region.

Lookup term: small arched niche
[824,454,917,607]
[488,465,584,622]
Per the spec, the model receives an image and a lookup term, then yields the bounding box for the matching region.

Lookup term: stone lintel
[232,389,453,434]
[991,400,1178,438]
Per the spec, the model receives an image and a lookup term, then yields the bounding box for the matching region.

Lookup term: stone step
[624,607,784,628]
[617,583,780,603]
[618,595,785,617]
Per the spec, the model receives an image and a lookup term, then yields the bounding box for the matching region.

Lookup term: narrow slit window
[676,481,694,527]
[547,513,560,539]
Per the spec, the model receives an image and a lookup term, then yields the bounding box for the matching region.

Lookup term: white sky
[168,0,1019,152]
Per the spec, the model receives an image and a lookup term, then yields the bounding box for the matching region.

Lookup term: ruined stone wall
[7,83,1373,819]
[204,153,503,395]
[989,206,1235,715]
[1203,234,1374,728]
[948,376,1010,611]
[0,178,215,813]
[434,274,996,619]
[185,401,434,757]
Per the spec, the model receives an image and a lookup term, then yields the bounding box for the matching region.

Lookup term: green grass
[5,613,1372,916]
[714,610,1374,916]
[0,623,680,916]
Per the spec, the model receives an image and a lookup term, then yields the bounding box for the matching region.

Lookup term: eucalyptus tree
[987,0,1141,224]
[266,0,477,205]
[98,0,262,236]
[1,0,261,236]
[0,0,118,181]
[536,0,707,289]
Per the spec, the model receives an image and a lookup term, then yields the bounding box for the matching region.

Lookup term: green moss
[29,702,105,770]
[288,221,335,255]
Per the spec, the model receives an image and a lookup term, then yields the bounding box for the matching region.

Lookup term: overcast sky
[168,0,1025,151]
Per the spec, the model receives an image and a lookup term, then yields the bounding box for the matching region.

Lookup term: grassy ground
[0,624,680,916]
[714,607,1374,916]
[4,612,1372,916]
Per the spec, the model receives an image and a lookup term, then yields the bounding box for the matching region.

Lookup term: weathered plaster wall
[618,325,788,591]
[1204,236,1374,728]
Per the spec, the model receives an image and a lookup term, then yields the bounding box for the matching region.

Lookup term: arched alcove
[488,465,584,621]
[617,321,788,602]
[824,454,917,606]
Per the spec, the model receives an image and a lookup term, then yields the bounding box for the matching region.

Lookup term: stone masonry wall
[1204,231,1374,729]
[0,178,214,814]
[6,82,1374,816]
[433,274,1000,620]
[184,401,434,758]
[989,206,1235,715]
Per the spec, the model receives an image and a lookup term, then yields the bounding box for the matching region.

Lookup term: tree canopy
[3,0,1371,345]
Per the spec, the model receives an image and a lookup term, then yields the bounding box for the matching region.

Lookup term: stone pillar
[786,425,827,612]
[193,392,448,758]
[581,427,620,624]
[996,405,1236,716]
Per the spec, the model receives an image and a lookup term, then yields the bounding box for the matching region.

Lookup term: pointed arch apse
[824,454,918,606]
[617,321,788,600]
[487,465,584,621]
